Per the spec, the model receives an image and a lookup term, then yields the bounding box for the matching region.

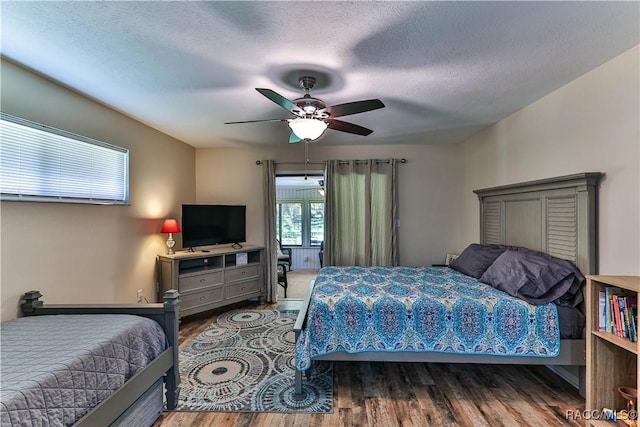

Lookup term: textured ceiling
[2,1,638,148]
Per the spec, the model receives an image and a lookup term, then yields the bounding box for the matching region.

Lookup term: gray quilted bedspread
[0,314,167,427]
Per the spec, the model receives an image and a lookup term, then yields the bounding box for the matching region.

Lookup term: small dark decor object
[618,386,637,413]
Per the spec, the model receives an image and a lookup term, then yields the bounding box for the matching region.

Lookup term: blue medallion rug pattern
[175,309,333,413]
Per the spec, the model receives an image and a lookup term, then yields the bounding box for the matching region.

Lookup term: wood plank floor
[154,301,585,427]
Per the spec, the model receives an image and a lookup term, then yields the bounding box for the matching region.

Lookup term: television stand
[157,245,264,318]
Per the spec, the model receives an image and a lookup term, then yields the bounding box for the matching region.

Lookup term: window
[275,174,325,247]
[276,200,324,247]
[277,202,303,246]
[310,201,324,246]
[0,113,129,204]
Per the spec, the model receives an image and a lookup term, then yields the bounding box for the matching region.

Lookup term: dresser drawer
[226,279,261,299]
[181,286,224,310]
[225,264,260,283]
[179,270,224,292]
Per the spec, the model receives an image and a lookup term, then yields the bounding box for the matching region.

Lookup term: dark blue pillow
[448,244,509,279]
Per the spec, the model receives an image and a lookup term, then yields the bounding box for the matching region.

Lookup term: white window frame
[309,200,325,247]
[1,113,129,204]
[276,199,325,248]
[276,200,304,246]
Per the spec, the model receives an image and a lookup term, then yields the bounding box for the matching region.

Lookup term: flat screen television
[181,204,246,249]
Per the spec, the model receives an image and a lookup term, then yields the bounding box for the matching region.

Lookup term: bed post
[162,289,181,410]
[20,290,43,315]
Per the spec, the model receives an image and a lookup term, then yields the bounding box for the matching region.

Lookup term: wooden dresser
[157,245,264,318]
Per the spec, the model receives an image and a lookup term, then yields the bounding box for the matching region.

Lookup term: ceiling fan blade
[320,99,385,118]
[289,132,301,144]
[256,88,301,113]
[326,119,373,136]
[224,118,288,124]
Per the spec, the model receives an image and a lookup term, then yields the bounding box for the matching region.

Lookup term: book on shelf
[613,295,623,337]
[598,290,606,331]
[621,295,637,342]
[625,301,637,342]
[599,286,637,342]
[605,287,614,334]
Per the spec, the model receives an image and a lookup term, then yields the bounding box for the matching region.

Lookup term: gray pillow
[479,248,584,306]
[448,244,508,279]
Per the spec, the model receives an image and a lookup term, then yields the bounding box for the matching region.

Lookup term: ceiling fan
[295,179,324,190]
[225,76,385,143]
[295,179,325,196]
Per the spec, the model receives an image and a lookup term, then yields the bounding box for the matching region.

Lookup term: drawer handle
[241,271,246,275]
[200,296,206,300]
[200,278,206,283]
[241,287,245,291]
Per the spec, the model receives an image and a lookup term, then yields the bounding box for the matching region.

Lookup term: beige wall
[0,59,196,321]
[457,46,640,275]
[195,142,462,267]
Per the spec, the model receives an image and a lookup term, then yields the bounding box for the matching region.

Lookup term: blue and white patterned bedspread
[0,314,167,427]
[295,266,559,370]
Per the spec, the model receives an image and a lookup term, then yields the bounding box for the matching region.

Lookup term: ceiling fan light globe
[288,118,327,140]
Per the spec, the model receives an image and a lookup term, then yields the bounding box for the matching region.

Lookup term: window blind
[0,113,129,204]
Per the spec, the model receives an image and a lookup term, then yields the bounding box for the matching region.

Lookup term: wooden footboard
[19,289,181,425]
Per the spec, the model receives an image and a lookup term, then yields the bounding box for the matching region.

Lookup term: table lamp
[161,219,180,254]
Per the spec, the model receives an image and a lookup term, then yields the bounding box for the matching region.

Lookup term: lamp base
[166,233,176,255]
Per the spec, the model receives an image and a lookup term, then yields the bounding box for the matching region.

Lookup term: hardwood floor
[154,302,585,427]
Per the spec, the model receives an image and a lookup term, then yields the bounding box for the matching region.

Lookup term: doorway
[275,174,324,299]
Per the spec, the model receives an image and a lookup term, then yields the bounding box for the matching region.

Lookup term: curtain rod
[255,160,326,165]
[255,159,407,165]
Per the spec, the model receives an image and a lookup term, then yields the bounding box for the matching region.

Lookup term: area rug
[175,309,333,413]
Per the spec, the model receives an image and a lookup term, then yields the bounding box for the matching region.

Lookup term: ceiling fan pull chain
[304,141,309,180]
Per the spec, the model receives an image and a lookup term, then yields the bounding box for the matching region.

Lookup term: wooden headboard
[474,173,602,275]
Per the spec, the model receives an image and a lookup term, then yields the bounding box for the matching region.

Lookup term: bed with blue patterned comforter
[295,266,560,371]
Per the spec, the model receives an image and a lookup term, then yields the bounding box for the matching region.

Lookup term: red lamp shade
[161,219,181,233]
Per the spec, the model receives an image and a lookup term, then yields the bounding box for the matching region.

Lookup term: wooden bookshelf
[586,275,639,427]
